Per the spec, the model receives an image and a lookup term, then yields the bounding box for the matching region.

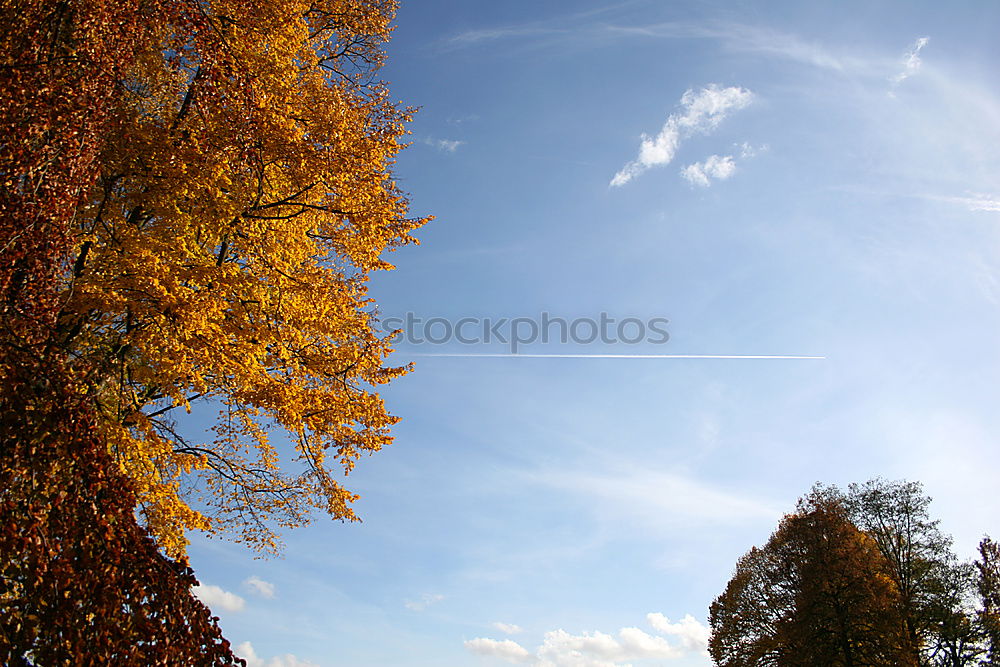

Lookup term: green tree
[922,562,984,667]
[978,537,1000,665]
[842,479,962,664]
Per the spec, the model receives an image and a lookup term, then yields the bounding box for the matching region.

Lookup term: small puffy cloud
[466,613,709,666]
[737,141,767,159]
[421,137,465,152]
[536,627,681,666]
[890,37,929,89]
[646,614,711,654]
[465,638,533,663]
[193,584,245,613]
[680,154,737,187]
[404,593,444,611]
[493,622,525,635]
[243,576,276,599]
[236,641,319,667]
[611,84,753,186]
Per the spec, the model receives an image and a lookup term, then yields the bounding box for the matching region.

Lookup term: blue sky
[187,2,1000,665]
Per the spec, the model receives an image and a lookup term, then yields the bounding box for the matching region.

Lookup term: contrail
[409,353,825,359]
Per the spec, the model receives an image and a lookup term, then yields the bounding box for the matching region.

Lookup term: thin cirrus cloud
[890,37,929,89]
[192,584,245,613]
[404,592,445,611]
[606,22,854,72]
[530,465,780,533]
[610,85,753,187]
[922,193,1000,213]
[465,613,710,666]
[444,16,855,74]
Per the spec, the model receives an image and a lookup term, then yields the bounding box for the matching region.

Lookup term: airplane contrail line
[408,353,826,359]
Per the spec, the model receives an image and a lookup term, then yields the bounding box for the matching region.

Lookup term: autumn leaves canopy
[5,0,428,559]
[1,0,421,661]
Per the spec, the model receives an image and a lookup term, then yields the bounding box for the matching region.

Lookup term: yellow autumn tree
[56,0,428,557]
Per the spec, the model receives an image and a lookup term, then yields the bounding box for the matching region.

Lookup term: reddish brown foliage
[0,0,134,338]
[0,353,243,665]
[1,0,242,662]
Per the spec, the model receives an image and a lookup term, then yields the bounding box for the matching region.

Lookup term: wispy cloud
[243,575,276,599]
[465,613,710,666]
[404,592,445,611]
[445,25,568,48]
[919,192,1000,213]
[714,23,858,71]
[890,37,930,89]
[421,137,465,153]
[680,154,737,187]
[441,8,903,83]
[193,584,245,613]
[533,466,780,531]
[965,195,1000,212]
[738,141,767,159]
[493,622,525,635]
[445,13,871,76]
[442,1,647,49]
[609,22,854,72]
[236,641,319,667]
[610,85,753,187]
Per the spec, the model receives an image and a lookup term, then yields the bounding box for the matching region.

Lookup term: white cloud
[680,154,737,187]
[193,584,245,613]
[890,37,929,88]
[465,613,710,666]
[738,141,767,159]
[243,576,276,599]
[493,622,525,635]
[535,627,681,666]
[404,593,445,611]
[646,614,711,654]
[421,137,465,153]
[919,193,1000,213]
[611,85,753,186]
[955,193,1000,212]
[967,197,1000,212]
[236,641,319,667]
[466,638,533,663]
